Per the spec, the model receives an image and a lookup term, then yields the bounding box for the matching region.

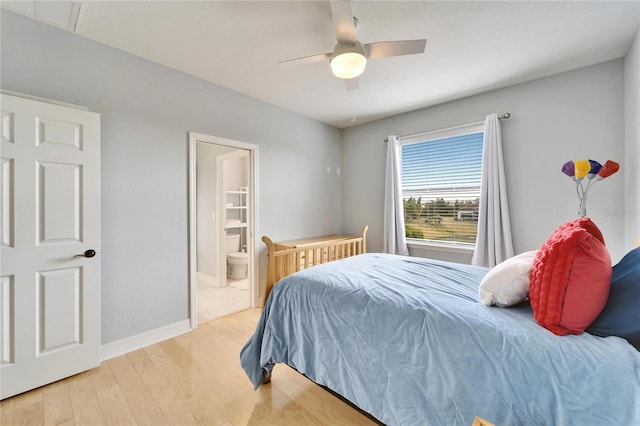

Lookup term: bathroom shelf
[226,222,248,229]
[225,190,248,229]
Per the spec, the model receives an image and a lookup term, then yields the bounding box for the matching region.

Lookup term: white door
[0,94,101,399]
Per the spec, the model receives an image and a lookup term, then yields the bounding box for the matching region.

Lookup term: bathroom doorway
[188,132,259,327]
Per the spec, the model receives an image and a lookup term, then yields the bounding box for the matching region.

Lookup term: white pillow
[479,250,538,307]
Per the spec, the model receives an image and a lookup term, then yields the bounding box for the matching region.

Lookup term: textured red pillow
[529,218,612,335]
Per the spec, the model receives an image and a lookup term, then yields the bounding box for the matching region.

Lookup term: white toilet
[225,234,248,279]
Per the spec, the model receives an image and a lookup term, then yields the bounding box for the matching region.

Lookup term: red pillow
[529,218,611,335]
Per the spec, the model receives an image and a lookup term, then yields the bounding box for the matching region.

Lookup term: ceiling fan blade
[330,0,356,42]
[278,52,331,67]
[344,77,359,91]
[365,39,427,59]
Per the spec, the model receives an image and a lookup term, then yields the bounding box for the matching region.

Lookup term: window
[401,124,484,247]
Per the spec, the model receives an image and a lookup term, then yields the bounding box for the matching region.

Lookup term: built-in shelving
[225,189,248,229]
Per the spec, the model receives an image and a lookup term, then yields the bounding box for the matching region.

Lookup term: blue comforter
[240,253,640,425]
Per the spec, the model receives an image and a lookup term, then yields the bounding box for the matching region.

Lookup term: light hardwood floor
[0,309,379,426]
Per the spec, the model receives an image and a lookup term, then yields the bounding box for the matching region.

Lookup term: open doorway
[188,132,259,328]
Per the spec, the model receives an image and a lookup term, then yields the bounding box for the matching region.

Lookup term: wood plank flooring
[0,309,379,426]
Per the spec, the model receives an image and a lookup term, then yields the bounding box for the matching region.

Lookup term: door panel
[1,158,13,248]
[37,161,82,244]
[1,275,14,365]
[1,112,14,143]
[0,94,100,399]
[36,117,82,150]
[37,267,81,353]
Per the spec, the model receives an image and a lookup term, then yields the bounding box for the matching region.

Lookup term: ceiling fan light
[330,52,367,79]
[330,41,367,79]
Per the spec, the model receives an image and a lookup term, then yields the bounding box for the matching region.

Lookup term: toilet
[225,234,248,279]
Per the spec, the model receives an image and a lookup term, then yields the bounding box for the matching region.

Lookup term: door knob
[74,249,96,258]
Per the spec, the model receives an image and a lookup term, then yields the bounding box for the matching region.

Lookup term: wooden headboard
[261,225,368,305]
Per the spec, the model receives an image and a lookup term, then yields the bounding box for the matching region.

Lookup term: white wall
[1,11,343,344]
[224,155,249,194]
[625,29,640,249]
[342,60,627,263]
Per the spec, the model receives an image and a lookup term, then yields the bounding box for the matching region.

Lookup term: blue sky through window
[401,132,483,201]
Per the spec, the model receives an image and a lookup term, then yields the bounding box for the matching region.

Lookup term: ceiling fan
[279,0,427,90]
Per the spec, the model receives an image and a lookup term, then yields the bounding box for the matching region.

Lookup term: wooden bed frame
[261,225,368,305]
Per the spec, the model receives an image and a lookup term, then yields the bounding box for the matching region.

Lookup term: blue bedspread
[240,253,640,425]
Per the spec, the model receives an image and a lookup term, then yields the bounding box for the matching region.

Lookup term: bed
[241,239,640,425]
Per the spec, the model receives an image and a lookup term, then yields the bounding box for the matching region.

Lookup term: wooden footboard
[262,225,368,305]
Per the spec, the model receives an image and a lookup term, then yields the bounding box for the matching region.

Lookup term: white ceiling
[4,1,640,128]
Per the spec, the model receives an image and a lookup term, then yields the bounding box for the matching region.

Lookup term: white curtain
[383,135,409,255]
[472,113,514,267]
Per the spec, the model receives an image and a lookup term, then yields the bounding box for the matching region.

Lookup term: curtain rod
[383,112,511,143]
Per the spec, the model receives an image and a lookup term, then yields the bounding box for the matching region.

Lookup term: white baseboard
[100,319,191,361]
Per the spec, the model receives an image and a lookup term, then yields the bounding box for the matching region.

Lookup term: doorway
[188,132,259,328]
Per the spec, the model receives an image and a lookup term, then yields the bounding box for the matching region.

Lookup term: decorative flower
[597,160,620,179]
[561,159,619,217]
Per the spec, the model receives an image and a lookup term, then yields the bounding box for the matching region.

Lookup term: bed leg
[262,374,272,385]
